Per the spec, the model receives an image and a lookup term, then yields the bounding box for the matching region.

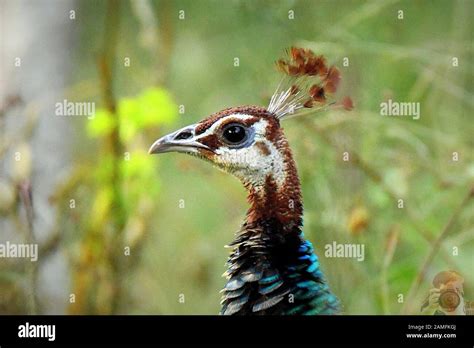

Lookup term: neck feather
[244,132,303,232]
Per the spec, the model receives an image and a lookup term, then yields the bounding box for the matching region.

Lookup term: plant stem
[402,186,473,313]
[98,0,126,314]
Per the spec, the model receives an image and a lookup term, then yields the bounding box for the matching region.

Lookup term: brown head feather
[268,47,351,118]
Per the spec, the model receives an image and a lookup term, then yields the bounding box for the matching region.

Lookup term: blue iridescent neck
[221,217,340,315]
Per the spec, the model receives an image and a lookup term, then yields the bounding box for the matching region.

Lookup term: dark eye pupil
[175,131,192,140]
[223,125,246,144]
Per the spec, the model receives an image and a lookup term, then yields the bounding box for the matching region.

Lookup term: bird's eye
[221,124,248,145]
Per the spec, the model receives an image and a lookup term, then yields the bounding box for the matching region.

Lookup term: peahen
[149,48,352,315]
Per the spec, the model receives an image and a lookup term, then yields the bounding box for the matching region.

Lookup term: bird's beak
[148,123,211,155]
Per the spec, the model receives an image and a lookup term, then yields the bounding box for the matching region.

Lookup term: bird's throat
[244,150,303,232]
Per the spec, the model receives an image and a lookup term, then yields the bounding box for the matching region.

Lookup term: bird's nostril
[175,131,192,140]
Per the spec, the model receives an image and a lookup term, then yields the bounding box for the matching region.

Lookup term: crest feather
[268,47,353,119]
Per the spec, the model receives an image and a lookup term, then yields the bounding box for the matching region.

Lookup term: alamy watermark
[324,241,365,262]
[0,241,38,262]
[55,99,95,119]
[380,99,420,120]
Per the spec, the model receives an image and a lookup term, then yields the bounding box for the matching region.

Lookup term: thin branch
[154,0,174,85]
[402,186,474,313]
[97,0,126,314]
[380,225,400,314]
[17,181,39,314]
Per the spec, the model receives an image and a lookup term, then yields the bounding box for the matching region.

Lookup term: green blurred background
[0,0,472,314]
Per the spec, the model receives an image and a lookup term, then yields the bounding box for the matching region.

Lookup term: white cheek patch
[215,138,287,188]
[197,115,287,188]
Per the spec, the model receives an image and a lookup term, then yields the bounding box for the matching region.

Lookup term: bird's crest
[268,47,353,120]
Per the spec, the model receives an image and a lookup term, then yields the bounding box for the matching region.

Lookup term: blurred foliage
[88,87,176,141]
[68,85,177,314]
[87,86,177,211]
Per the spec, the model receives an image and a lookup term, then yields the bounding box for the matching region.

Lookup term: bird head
[149,105,289,188]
